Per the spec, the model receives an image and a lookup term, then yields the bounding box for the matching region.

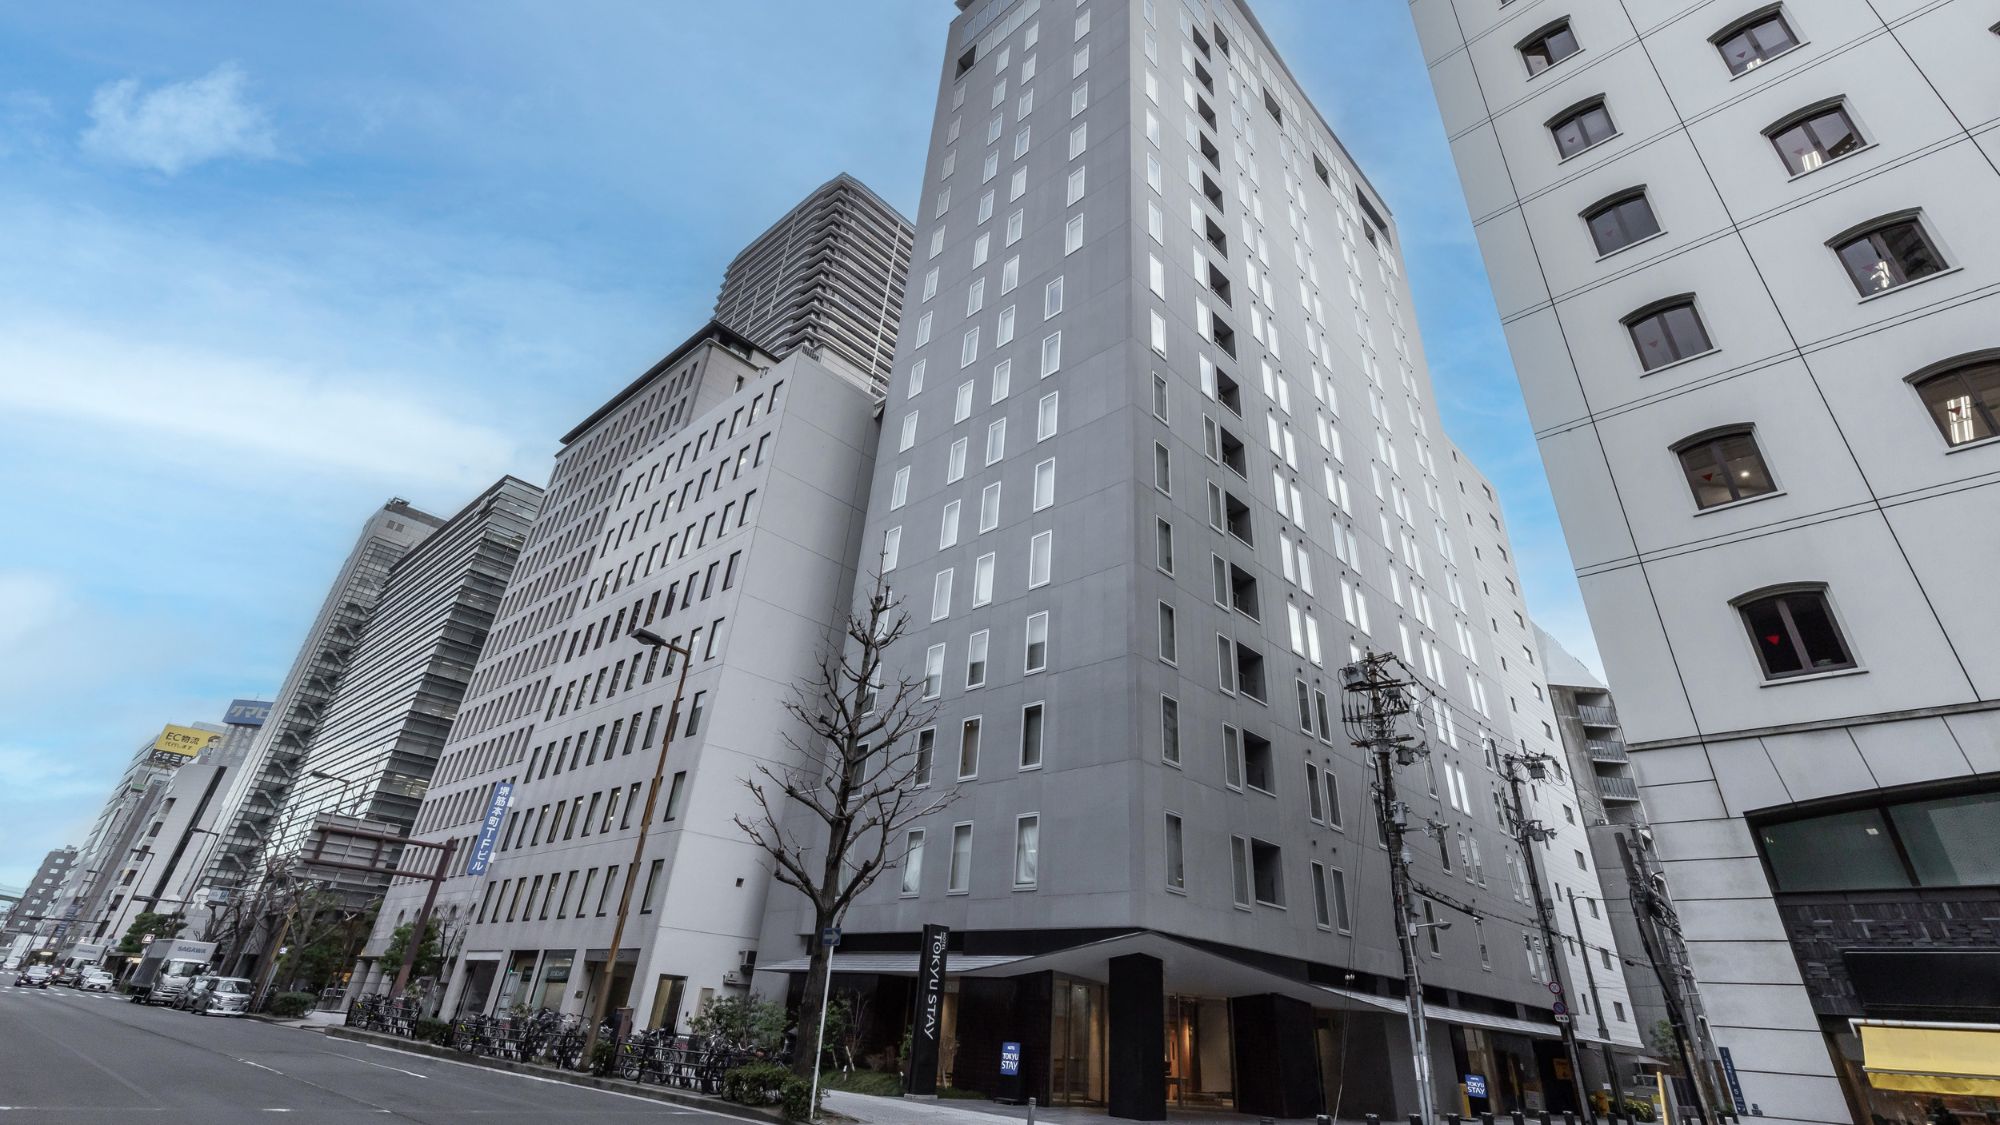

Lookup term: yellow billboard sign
[149,724,220,766]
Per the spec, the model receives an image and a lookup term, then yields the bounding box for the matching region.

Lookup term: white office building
[1408,2,2000,1119]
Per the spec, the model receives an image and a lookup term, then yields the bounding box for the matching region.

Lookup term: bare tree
[735,571,958,1080]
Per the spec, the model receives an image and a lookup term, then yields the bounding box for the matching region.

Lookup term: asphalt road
[0,984,754,1124]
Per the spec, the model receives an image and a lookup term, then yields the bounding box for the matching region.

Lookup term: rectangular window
[1038,392,1059,439]
[1041,332,1062,377]
[980,482,1002,530]
[1020,702,1044,769]
[940,499,960,548]
[932,568,953,621]
[1230,835,1251,908]
[900,829,926,895]
[986,418,1006,465]
[1044,276,1064,319]
[1160,695,1181,764]
[913,727,935,787]
[1014,814,1040,888]
[949,436,968,481]
[640,858,665,914]
[1033,458,1055,509]
[1311,862,1332,928]
[1029,529,1052,587]
[885,525,904,570]
[1158,601,1178,663]
[966,629,990,688]
[924,643,946,699]
[973,552,995,606]
[959,717,982,779]
[948,822,974,893]
[1024,611,1049,672]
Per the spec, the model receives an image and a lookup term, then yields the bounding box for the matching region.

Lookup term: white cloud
[0,318,525,493]
[82,63,276,175]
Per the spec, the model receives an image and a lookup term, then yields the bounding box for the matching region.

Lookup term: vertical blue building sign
[466,781,514,876]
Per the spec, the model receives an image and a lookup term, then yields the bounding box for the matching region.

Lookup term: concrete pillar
[1107,953,1165,1121]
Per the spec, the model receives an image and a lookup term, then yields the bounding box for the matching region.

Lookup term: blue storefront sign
[1718,1047,1749,1115]
[465,781,514,877]
[1000,1041,1021,1077]
[1465,1074,1488,1099]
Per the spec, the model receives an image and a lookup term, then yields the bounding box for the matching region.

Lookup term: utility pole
[1617,834,1717,1125]
[1341,652,1436,1124]
[1567,888,1621,1108]
[1500,751,1592,1118]
[579,627,693,1068]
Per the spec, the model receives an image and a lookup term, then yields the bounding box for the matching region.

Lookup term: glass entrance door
[1165,996,1235,1108]
[1049,976,1106,1105]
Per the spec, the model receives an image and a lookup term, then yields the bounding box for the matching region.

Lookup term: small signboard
[1553,999,1569,1016]
[1718,1047,1750,1115]
[821,927,842,948]
[1001,1041,1021,1077]
[1465,1074,1488,1099]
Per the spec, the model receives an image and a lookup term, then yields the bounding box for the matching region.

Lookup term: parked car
[80,969,116,992]
[186,976,253,1017]
[50,966,79,987]
[13,965,52,988]
[172,975,217,1011]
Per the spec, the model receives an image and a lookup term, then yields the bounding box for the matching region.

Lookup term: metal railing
[1585,739,1629,764]
[1576,704,1620,727]
[1598,774,1641,801]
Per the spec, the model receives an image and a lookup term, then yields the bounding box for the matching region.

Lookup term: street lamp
[309,769,366,817]
[580,625,694,1068]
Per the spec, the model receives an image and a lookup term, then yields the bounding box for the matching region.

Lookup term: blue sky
[0,1,1599,888]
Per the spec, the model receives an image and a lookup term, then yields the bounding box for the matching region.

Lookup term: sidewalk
[825,1092,1352,1125]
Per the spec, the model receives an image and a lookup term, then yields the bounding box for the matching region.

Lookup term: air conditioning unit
[721,971,746,987]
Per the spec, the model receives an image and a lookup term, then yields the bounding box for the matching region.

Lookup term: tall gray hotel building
[373,0,1640,1118]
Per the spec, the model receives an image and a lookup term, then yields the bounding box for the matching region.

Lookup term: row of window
[1521,8,1799,81]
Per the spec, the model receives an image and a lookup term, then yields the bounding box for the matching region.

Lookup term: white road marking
[238,1058,284,1074]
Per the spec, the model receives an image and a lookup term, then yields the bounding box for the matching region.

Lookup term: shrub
[414,1017,451,1045]
[269,992,316,1018]
[589,1041,618,1076]
[1623,1097,1658,1122]
[779,1075,822,1122]
[822,1069,903,1097]
[722,1062,791,1106]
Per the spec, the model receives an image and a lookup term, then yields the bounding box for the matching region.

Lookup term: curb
[321,1025,789,1123]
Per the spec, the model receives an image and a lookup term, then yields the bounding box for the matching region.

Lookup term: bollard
[1411,1115,1424,1125]
[1482,1114,1497,1125]
[1365,1115,1381,1125]
[1538,1113,1552,1125]
[1026,1098,1036,1125]
[1511,1113,1526,1125]
[1318,1117,1334,1125]
[1564,1114,1578,1125]
[1447,1116,1463,1125]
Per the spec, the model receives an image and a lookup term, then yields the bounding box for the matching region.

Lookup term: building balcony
[1576,703,1620,728]
[1585,739,1629,764]
[1598,774,1640,802]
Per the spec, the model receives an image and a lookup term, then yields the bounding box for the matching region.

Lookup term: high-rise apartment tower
[714,173,916,396]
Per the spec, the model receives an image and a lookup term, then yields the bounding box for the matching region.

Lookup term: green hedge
[721,1063,821,1121]
[269,992,316,1018]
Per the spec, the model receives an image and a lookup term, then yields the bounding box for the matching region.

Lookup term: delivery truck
[127,938,217,1004]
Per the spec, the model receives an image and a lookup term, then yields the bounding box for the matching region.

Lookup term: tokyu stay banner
[466,780,514,877]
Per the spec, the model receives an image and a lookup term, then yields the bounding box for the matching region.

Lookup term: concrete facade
[1408,2,2000,1120]
[363,324,880,1032]
[749,0,1644,1117]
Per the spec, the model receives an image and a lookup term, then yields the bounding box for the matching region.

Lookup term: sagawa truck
[128,938,217,1004]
